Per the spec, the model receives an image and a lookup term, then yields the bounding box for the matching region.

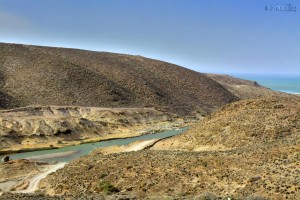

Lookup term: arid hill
[1,43,299,199]
[41,146,300,199]
[0,43,239,116]
[153,97,300,151]
[39,97,300,199]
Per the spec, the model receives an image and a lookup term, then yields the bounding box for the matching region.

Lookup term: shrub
[196,192,218,200]
[99,173,108,179]
[97,181,119,195]
[245,195,268,200]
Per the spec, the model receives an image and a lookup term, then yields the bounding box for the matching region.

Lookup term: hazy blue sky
[0,0,299,75]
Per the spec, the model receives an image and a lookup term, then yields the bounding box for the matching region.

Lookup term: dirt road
[16,162,66,193]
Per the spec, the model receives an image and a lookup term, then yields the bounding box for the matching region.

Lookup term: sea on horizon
[230,74,300,94]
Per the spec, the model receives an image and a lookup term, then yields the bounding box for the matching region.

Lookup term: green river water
[1,127,188,163]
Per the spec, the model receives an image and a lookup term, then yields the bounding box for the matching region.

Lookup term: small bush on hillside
[245,195,268,200]
[97,180,119,195]
[99,173,108,179]
[196,192,218,200]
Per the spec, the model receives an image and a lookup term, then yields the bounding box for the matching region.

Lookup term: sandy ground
[123,139,159,152]
[92,138,161,155]
[26,151,78,161]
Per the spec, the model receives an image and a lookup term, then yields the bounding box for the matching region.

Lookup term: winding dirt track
[16,162,66,193]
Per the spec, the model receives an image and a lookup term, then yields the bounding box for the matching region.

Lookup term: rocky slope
[0,106,181,153]
[39,97,300,199]
[0,43,240,116]
[40,146,300,199]
[153,97,300,151]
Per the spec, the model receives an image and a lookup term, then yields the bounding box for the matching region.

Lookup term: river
[1,127,188,163]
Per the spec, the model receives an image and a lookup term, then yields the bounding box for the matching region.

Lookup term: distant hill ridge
[0,43,239,115]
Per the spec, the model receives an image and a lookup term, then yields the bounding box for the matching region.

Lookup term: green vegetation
[99,173,108,179]
[197,192,218,200]
[97,180,119,195]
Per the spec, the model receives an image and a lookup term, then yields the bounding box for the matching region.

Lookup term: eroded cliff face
[0,106,182,153]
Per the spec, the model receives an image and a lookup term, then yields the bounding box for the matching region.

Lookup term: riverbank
[1,126,190,164]
[24,138,160,194]
[0,119,190,156]
[0,106,190,156]
[0,124,190,195]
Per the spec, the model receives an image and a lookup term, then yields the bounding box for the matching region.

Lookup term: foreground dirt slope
[0,43,239,115]
[41,147,299,199]
[40,97,300,199]
[0,106,181,153]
